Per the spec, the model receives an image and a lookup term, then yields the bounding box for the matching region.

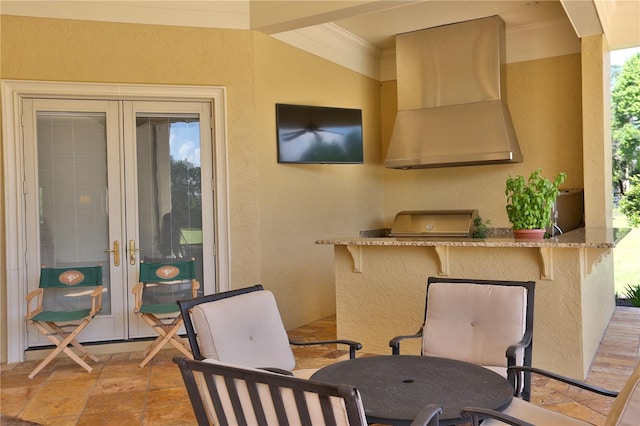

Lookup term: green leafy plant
[619,176,640,227]
[472,216,491,238]
[505,168,567,230]
[623,284,640,307]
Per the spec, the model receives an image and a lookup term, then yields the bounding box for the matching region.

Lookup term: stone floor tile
[142,402,197,426]
[91,375,149,394]
[20,396,85,422]
[81,390,147,414]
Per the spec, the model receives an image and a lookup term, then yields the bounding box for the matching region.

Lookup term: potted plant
[505,168,567,239]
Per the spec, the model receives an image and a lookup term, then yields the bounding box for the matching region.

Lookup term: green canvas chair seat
[31,309,93,322]
[132,259,200,367]
[25,265,103,379]
[139,302,180,315]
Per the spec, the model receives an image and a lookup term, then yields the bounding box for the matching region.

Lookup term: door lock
[129,240,143,265]
[104,240,120,266]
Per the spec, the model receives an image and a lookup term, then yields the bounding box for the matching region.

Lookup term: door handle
[129,240,143,265]
[104,240,120,266]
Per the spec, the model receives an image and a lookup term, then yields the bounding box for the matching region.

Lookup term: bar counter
[316,227,629,248]
[316,227,630,380]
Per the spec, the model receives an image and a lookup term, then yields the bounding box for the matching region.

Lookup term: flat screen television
[276,104,363,164]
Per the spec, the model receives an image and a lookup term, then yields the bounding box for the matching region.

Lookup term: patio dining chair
[390,277,535,400]
[132,259,200,367]
[177,285,362,378]
[174,357,443,426]
[25,265,103,379]
[461,362,640,426]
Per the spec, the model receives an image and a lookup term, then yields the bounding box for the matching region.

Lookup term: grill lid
[390,210,478,237]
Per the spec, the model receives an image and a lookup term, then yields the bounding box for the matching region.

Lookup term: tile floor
[1,307,638,425]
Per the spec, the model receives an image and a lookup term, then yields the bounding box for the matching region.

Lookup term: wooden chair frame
[25,265,103,379]
[132,259,200,367]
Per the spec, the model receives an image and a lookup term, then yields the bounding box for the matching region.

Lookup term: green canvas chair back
[40,265,103,288]
[36,265,104,319]
[139,260,197,283]
[138,260,198,315]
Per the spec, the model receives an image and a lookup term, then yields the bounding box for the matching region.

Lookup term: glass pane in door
[135,114,204,291]
[37,112,112,313]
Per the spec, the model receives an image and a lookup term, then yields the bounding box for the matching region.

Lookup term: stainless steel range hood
[385,16,523,169]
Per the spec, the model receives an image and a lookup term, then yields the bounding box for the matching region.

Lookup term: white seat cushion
[191,290,296,371]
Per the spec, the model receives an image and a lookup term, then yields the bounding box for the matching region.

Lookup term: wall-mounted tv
[276,104,363,164]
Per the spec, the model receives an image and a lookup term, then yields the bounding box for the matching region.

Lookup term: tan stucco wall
[578,34,616,375]
[252,34,384,327]
[581,35,613,228]
[0,15,383,362]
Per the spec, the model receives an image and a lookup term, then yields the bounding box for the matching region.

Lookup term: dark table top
[310,355,513,426]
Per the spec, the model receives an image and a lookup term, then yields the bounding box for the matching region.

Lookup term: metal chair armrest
[260,367,294,376]
[389,328,423,355]
[461,407,534,426]
[507,366,618,398]
[410,403,442,426]
[505,331,532,361]
[289,339,363,359]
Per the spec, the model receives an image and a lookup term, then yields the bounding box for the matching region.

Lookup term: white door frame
[1,80,231,363]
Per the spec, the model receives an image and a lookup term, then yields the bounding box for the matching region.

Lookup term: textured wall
[251,32,384,329]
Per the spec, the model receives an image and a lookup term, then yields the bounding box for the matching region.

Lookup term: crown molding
[272,23,381,81]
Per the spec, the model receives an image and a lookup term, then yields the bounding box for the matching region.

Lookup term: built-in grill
[390,210,478,238]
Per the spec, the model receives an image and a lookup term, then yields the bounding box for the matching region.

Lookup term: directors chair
[132,259,200,367]
[25,265,103,379]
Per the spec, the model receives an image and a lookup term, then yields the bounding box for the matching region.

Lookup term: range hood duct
[385,16,523,169]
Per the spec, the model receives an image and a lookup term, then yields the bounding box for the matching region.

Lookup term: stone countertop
[316,227,630,249]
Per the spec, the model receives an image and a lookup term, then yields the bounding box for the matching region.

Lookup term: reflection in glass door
[124,101,213,339]
[135,114,204,284]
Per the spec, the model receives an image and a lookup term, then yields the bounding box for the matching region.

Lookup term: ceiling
[2,0,638,80]
[251,0,638,49]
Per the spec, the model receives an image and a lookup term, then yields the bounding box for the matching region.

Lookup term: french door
[22,98,216,345]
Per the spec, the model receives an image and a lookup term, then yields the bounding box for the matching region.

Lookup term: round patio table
[311,355,513,426]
